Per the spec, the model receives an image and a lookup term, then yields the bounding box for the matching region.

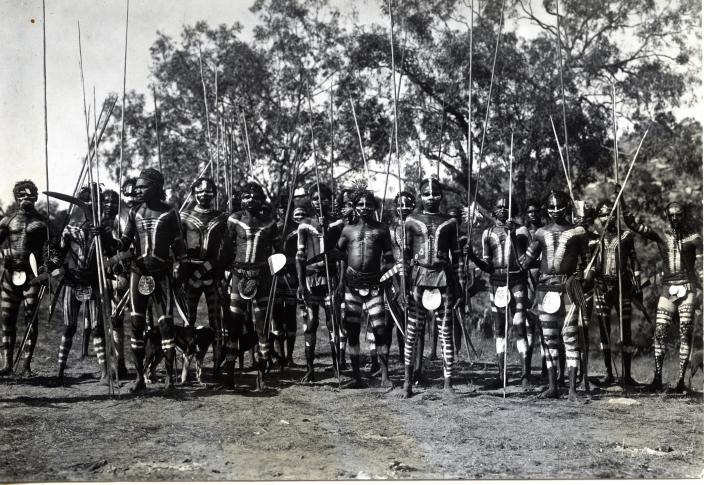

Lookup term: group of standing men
[0,168,700,400]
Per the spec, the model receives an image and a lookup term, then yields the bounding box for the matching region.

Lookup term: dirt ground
[0,301,702,481]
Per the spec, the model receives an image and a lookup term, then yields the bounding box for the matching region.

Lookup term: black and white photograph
[0,0,702,480]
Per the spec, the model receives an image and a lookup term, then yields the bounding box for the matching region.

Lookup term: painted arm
[467,229,493,274]
[521,237,542,269]
[295,222,309,301]
[621,198,662,244]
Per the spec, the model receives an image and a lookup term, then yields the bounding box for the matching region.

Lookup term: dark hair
[242,182,266,200]
[419,177,443,195]
[546,189,570,208]
[102,189,119,203]
[352,189,379,209]
[525,198,541,211]
[336,186,354,209]
[309,183,332,200]
[121,177,136,190]
[393,190,416,206]
[190,177,217,195]
[77,183,102,203]
[13,180,38,199]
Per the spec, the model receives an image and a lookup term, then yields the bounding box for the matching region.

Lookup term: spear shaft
[306,84,341,386]
[348,99,371,187]
[117,0,129,236]
[555,0,571,181]
[503,132,513,399]
[197,43,213,177]
[153,89,162,172]
[42,0,51,292]
[612,84,625,383]
[388,0,409,344]
[468,0,505,243]
[78,22,116,395]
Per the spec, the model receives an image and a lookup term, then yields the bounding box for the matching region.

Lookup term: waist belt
[232,261,267,270]
[490,271,526,286]
[345,267,382,289]
[536,283,565,292]
[133,256,170,276]
[4,258,30,272]
[662,274,690,285]
[413,260,447,270]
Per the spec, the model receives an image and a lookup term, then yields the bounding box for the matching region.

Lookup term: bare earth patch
[0,305,702,480]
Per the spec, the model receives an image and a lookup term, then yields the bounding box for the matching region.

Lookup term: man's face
[102,195,119,219]
[667,204,684,231]
[194,180,215,208]
[15,187,37,210]
[597,205,615,231]
[341,192,355,219]
[311,191,331,216]
[494,197,509,223]
[526,205,540,225]
[547,194,568,223]
[355,194,375,221]
[293,209,305,224]
[420,181,442,212]
[133,179,155,204]
[122,184,136,208]
[395,195,414,220]
[241,191,263,212]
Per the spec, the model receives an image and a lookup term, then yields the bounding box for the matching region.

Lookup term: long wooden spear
[549,115,575,204]
[329,88,335,199]
[306,83,341,386]
[468,0,505,243]
[78,22,116,395]
[388,0,409,347]
[348,99,371,187]
[197,43,213,177]
[503,132,513,398]
[612,83,625,384]
[117,0,129,236]
[463,0,476,353]
[555,0,571,181]
[583,125,651,277]
[153,89,162,172]
[41,0,51,294]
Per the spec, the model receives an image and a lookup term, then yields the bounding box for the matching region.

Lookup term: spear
[329,88,335,199]
[348,99,371,187]
[78,22,116,395]
[549,115,575,204]
[503,132,513,399]
[463,0,475,357]
[41,0,51,307]
[555,0,571,181]
[612,83,625,384]
[153,89,162,172]
[388,0,409,351]
[117,0,129,236]
[583,125,651,278]
[214,68,220,210]
[197,43,213,177]
[240,112,255,179]
[436,94,447,179]
[468,0,505,243]
[306,83,341,386]
[60,98,116,231]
